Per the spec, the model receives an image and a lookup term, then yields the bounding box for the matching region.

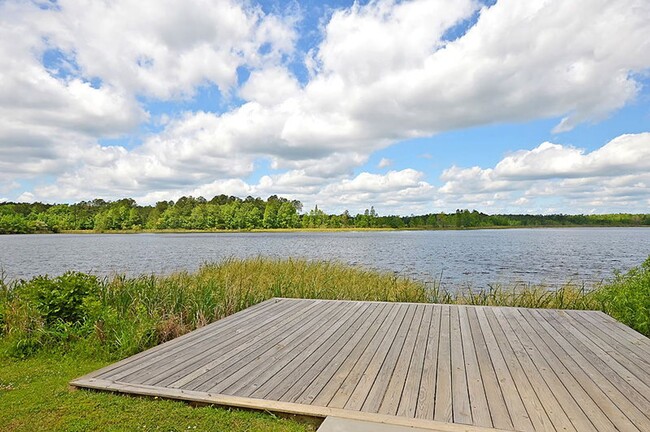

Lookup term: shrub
[593,256,650,336]
[18,272,99,325]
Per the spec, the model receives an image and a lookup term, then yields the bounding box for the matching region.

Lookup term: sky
[0,0,649,215]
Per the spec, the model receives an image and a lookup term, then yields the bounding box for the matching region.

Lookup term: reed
[1,256,648,360]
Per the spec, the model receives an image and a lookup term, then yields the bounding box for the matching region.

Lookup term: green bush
[1,272,99,358]
[594,256,650,336]
[18,272,99,325]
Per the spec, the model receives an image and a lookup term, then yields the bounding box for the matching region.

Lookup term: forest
[1,195,649,234]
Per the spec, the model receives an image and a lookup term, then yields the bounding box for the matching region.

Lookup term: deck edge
[70,377,507,432]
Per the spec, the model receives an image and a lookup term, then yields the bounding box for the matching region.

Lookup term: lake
[1,228,649,289]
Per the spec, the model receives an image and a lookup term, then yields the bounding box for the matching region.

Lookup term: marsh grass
[1,256,648,361]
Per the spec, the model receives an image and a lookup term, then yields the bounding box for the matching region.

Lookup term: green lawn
[0,352,315,432]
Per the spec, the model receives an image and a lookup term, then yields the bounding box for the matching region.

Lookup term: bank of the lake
[53,223,650,234]
[1,258,648,431]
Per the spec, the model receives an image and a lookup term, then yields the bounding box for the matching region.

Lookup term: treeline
[1,196,649,234]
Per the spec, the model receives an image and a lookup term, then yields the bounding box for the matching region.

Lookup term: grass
[0,348,314,432]
[1,256,648,430]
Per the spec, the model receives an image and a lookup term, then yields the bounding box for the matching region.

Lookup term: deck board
[71,298,650,432]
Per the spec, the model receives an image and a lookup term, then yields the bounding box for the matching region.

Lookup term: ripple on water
[0,228,649,290]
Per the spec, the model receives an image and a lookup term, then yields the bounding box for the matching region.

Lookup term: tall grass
[1,256,648,360]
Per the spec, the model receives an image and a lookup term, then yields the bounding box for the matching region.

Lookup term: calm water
[1,228,649,289]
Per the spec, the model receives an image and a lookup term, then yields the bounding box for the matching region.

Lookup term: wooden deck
[71,298,650,431]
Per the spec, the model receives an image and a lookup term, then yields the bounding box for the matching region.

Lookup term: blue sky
[1,0,649,214]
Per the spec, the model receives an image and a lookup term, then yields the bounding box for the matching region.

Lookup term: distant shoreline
[10,224,649,235]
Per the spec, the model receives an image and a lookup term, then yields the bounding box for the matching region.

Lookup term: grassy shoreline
[1,257,648,431]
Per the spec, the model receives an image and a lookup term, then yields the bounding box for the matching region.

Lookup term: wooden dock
[71,298,650,431]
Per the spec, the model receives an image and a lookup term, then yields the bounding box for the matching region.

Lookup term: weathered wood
[475,307,534,432]
[491,307,577,432]
[434,305,453,423]
[156,299,324,388]
[562,311,650,385]
[128,298,308,385]
[71,299,650,432]
[527,309,647,431]
[576,310,650,360]
[358,304,417,412]
[483,307,554,432]
[313,303,404,408]
[509,308,618,432]
[242,302,370,398]
[193,301,343,392]
[457,306,491,428]
[396,304,433,418]
[292,303,393,405]
[334,304,409,410]
[415,304,441,420]
[94,298,282,380]
[277,303,386,403]
[550,309,650,401]
[450,306,472,425]
[70,377,505,432]
[378,304,426,415]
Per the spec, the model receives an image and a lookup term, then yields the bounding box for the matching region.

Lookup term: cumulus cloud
[438,133,650,213]
[49,0,297,99]
[377,158,392,169]
[1,0,650,213]
[0,0,294,182]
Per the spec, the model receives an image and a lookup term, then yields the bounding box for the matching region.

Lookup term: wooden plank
[433,305,452,423]
[415,304,441,420]
[457,306,492,429]
[241,302,372,399]
[532,309,650,429]
[70,377,506,432]
[482,307,555,432]
[292,303,393,406]
[562,311,650,384]
[581,310,650,354]
[166,300,333,390]
[122,298,307,384]
[280,302,389,403]
[359,304,418,413]
[466,307,512,431]
[72,300,650,432]
[137,298,319,387]
[92,298,282,380]
[492,308,579,432]
[335,304,410,410]
[576,310,650,359]
[312,303,404,408]
[547,309,650,402]
[450,305,472,425]
[195,301,348,393]
[378,304,426,415]
[396,304,434,418]
[511,308,622,432]
[474,307,534,432]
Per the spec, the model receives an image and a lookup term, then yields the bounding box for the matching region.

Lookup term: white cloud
[495,133,650,179]
[240,67,301,105]
[50,0,297,99]
[438,133,650,213]
[377,158,392,169]
[1,0,650,212]
[0,0,294,185]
